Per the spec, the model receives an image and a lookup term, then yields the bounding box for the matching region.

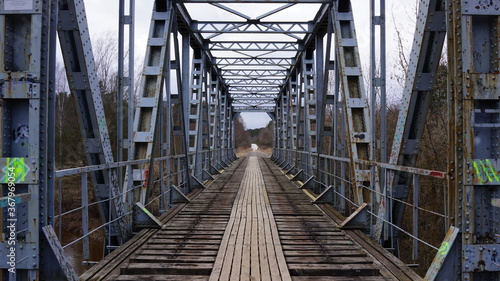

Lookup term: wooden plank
[240,183,253,279]
[229,187,248,280]
[209,172,245,281]
[129,255,216,263]
[285,256,372,264]
[287,263,380,276]
[283,250,367,257]
[113,275,209,281]
[250,175,261,281]
[263,185,292,281]
[121,263,213,275]
[261,171,282,281]
[139,249,219,256]
[258,177,272,281]
[292,277,393,281]
[148,239,221,244]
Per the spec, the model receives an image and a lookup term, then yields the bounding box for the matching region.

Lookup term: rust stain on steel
[469,73,499,99]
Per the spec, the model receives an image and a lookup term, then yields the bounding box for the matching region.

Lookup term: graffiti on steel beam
[438,241,450,256]
[472,159,500,184]
[1,158,29,183]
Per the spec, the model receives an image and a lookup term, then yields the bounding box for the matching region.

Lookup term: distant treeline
[234,116,274,150]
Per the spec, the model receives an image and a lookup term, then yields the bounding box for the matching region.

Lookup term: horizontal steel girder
[216,58,293,66]
[193,22,312,33]
[210,42,300,51]
[178,0,330,2]
[233,106,275,112]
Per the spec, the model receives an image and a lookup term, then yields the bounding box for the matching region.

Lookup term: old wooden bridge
[0,0,497,280]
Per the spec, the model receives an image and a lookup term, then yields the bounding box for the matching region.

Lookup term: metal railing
[273,148,448,266]
[54,148,235,266]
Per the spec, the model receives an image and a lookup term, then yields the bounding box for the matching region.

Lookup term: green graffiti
[438,242,450,256]
[473,159,500,183]
[142,207,153,217]
[1,158,29,183]
[98,117,107,129]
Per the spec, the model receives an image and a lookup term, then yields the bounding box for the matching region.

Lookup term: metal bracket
[339,203,369,230]
[221,158,231,167]
[291,169,304,181]
[299,176,315,189]
[133,202,162,229]
[209,164,221,176]
[286,165,296,175]
[313,185,335,204]
[202,169,215,181]
[215,162,225,171]
[170,185,190,204]
[280,162,291,170]
[424,226,460,280]
[42,226,79,281]
[190,175,206,189]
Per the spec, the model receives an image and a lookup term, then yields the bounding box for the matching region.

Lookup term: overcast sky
[82,0,418,129]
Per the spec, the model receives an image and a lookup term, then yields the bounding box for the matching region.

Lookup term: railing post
[412,174,418,261]
[82,172,89,260]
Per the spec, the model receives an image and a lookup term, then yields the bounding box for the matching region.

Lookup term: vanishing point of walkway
[81,156,421,281]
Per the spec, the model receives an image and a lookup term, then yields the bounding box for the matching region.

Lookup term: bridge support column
[435,0,500,280]
[0,0,63,278]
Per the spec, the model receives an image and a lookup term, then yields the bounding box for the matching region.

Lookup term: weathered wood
[85,156,419,281]
[259,157,417,281]
[287,263,380,276]
[129,255,216,263]
[318,203,422,281]
[80,202,186,281]
[292,277,393,281]
[112,275,209,281]
[211,156,291,281]
[121,263,213,275]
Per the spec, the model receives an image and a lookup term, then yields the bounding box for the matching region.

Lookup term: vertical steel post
[122,0,174,207]
[118,0,125,187]
[0,0,57,277]
[118,0,135,189]
[412,174,418,261]
[370,0,386,239]
[447,0,500,279]
[82,172,89,260]
[332,0,381,208]
[290,73,299,171]
[127,0,136,220]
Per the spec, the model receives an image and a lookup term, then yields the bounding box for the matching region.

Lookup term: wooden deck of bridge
[81,156,422,281]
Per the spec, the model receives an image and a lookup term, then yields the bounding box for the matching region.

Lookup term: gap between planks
[210,157,291,281]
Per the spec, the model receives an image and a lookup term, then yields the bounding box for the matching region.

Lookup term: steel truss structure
[0,0,498,279]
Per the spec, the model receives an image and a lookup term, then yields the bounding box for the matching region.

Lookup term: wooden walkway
[210,157,290,281]
[82,156,422,281]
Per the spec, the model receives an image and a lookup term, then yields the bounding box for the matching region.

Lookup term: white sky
[82,0,418,129]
